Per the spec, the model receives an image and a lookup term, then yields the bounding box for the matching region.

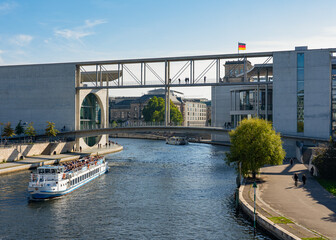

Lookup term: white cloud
[54,29,92,40]
[10,34,33,46]
[0,2,17,11]
[54,19,107,40]
[84,19,107,28]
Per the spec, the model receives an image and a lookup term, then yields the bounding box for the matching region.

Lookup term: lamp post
[0,122,3,145]
[253,181,257,236]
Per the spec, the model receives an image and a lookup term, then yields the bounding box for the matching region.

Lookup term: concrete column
[144,63,146,85]
[265,69,268,121]
[168,61,170,124]
[100,65,103,87]
[118,64,120,86]
[106,84,109,143]
[141,63,143,85]
[96,65,98,86]
[257,72,260,118]
[75,65,81,151]
[243,57,246,82]
[164,61,170,126]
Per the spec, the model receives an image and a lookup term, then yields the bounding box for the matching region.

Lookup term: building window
[297,53,304,132]
[332,66,336,137]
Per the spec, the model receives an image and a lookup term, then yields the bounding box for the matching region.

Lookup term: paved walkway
[0,144,123,175]
[243,162,336,239]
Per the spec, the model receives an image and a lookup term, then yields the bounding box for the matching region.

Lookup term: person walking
[302,174,307,185]
[293,173,299,187]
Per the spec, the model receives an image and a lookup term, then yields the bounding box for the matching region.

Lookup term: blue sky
[1,0,336,98]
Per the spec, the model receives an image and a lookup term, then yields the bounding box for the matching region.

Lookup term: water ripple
[0,138,273,240]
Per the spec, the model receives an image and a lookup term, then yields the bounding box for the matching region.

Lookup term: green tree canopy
[25,122,36,140]
[170,103,183,123]
[225,118,285,178]
[142,97,183,124]
[45,121,59,138]
[111,120,118,128]
[15,120,24,136]
[2,122,15,138]
[313,140,336,180]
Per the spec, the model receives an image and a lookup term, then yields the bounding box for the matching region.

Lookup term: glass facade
[231,89,272,112]
[297,53,304,132]
[332,66,336,137]
[230,88,273,127]
[239,90,256,110]
[80,93,102,146]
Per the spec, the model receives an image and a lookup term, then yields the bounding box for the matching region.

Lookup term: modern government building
[212,46,336,155]
[0,46,335,155]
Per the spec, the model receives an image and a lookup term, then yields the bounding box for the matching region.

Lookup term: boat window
[38,169,44,174]
[45,169,50,174]
[51,169,56,174]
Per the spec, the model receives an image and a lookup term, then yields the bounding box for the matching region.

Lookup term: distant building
[109,89,210,127]
[182,99,208,127]
[109,89,184,124]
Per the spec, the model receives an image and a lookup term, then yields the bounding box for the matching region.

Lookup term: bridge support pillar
[165,61,170,126]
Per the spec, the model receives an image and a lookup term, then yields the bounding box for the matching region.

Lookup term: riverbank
[0,144,123,175]
[239,161,336,240]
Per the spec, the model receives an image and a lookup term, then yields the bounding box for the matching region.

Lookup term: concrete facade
[0,141,75,163]
[0,63,109,151]
[273,49,331,139]
[212,47,334,155]
[0,63,76,133]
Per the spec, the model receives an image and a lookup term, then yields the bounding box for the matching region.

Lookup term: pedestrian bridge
[57,125,329,143]
[59,126,230,139]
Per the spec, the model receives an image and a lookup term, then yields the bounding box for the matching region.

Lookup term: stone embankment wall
[0,141,75,163]
[238,185,300,240]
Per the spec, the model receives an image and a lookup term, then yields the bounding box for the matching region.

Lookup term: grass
[268,216,293,224]
[302,238,327,240]
[317,178,336,197]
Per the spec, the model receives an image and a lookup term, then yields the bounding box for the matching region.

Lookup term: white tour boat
[28,156,109,200]
[166,136,188,145]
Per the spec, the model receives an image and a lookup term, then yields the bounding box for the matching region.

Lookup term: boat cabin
[37,165,65,175]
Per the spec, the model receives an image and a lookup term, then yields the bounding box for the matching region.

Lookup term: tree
[170,102,183,124]
[111,120,118,128]
[45,121,59,139]
[15,120,24,136]
[2,122,15,138]
[142,96,164,122]
[312,140,336,180]
[25,122,36,142]
[225,118,285,179]
[142,97,183,124]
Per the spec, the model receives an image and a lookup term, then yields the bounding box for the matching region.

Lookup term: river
[0,138,273,239]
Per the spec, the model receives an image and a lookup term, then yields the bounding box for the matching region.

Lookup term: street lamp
[253,181,257,236]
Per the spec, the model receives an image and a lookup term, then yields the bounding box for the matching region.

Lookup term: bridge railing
[109,121,184,128]
[78,122,185,131]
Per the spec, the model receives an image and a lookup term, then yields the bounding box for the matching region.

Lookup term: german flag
[238,42,246,50]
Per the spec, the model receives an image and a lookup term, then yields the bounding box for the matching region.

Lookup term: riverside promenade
[240,162,336,240]
[0,144,123,175]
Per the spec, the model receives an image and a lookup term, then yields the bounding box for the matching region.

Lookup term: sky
[1,0,336,99]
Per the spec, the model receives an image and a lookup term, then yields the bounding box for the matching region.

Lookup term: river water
[0,138,273,239]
